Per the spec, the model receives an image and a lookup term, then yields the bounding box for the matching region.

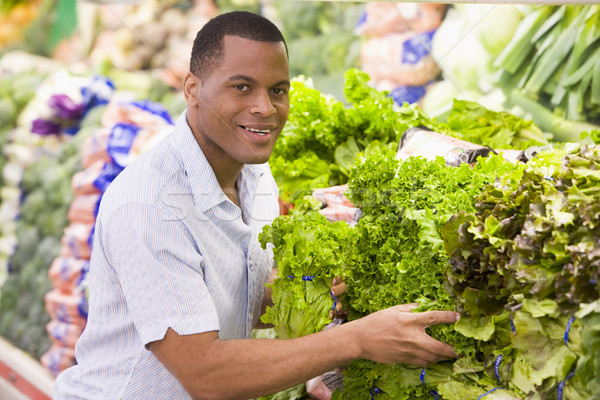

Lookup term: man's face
[185,35,290,169]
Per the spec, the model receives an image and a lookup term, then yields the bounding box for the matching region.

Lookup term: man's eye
[234,84,250,91]
[272,88,287,95]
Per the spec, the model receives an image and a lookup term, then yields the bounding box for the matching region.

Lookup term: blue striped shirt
[54,111,280,399]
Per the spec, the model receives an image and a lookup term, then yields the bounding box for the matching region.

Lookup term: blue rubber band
[287,275,315,281]
[370,386,383,399]
[419,368,442,399]
[429,390,442,400]
[330,290,337,312]
[557,369,576,400]
[494,354,503,384]
[510,317,516,333]
[477,387,507,399]
[564,316,575,346]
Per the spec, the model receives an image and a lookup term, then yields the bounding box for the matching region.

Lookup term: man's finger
[402,346,456,367]
[417,334,459,359]
[417,310,460,328]
[331,280,347,297]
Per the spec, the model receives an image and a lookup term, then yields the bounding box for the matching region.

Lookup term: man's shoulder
[98,139,189,218]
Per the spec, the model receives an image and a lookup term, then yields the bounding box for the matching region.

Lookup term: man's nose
[250,90,276,116]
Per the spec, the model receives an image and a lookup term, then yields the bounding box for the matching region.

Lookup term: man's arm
[149,305,459,400]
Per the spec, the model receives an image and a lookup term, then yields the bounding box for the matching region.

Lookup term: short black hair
[190,11,287,79]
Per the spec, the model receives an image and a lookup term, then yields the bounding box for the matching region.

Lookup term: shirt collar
[172,111,265,215]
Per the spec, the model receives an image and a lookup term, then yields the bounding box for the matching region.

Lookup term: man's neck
[207,155,243,207]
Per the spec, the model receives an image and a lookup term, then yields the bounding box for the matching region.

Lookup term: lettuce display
[444,143,600,398]
[259,212,355,339]
[262,66,600,398]
[271,68,441,204]
[331,150,522,400]
[273,69,553,207]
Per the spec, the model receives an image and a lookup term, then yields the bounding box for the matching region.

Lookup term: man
[54,11,459,400]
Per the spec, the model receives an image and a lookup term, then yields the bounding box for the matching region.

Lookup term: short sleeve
[102,203,220,346]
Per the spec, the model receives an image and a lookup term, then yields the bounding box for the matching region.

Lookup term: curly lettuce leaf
[259,212,356,338]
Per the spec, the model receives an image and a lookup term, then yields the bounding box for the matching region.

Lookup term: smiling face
[184,35,290,178]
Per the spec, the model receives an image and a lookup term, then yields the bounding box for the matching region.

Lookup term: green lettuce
[259,212,356,338]
[335,149,521,399]
[446,99,548,150]
[270,69,439,204]
[443,143,600,398]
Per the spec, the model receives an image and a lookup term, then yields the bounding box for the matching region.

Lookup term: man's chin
[244,151,274,165]
[246,157,271,165]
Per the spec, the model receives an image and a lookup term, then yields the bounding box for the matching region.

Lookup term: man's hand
[351,303,459,367]
[329,276,347,318]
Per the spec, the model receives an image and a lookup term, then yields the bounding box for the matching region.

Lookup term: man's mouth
[243,126,273,136]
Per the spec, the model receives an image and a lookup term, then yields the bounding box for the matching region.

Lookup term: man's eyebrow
[227,74,257,84]
[227,74,290,87]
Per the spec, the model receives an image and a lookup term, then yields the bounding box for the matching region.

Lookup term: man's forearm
[152,305,460,400]
[153,323,360,400]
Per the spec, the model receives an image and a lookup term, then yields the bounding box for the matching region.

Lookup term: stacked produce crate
[42,92,177,375]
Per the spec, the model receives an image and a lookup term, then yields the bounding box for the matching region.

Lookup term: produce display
[0,68,113,361]
[0,69,47,287]
[261,68,600,399]
[0,126,85,360]
[426,4,600,141]
[1,2,600,400]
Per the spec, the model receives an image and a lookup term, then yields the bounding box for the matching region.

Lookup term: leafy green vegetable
[443,143,600,398]
[495,5,600,125]
[331,149,521,399]
[271,69,407,204]
[259,212,356,339]
[447,99,548,150]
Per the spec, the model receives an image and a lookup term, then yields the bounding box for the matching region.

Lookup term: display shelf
[0,337,53,400]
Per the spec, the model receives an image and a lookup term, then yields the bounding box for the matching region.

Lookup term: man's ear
[183,72,200,107]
